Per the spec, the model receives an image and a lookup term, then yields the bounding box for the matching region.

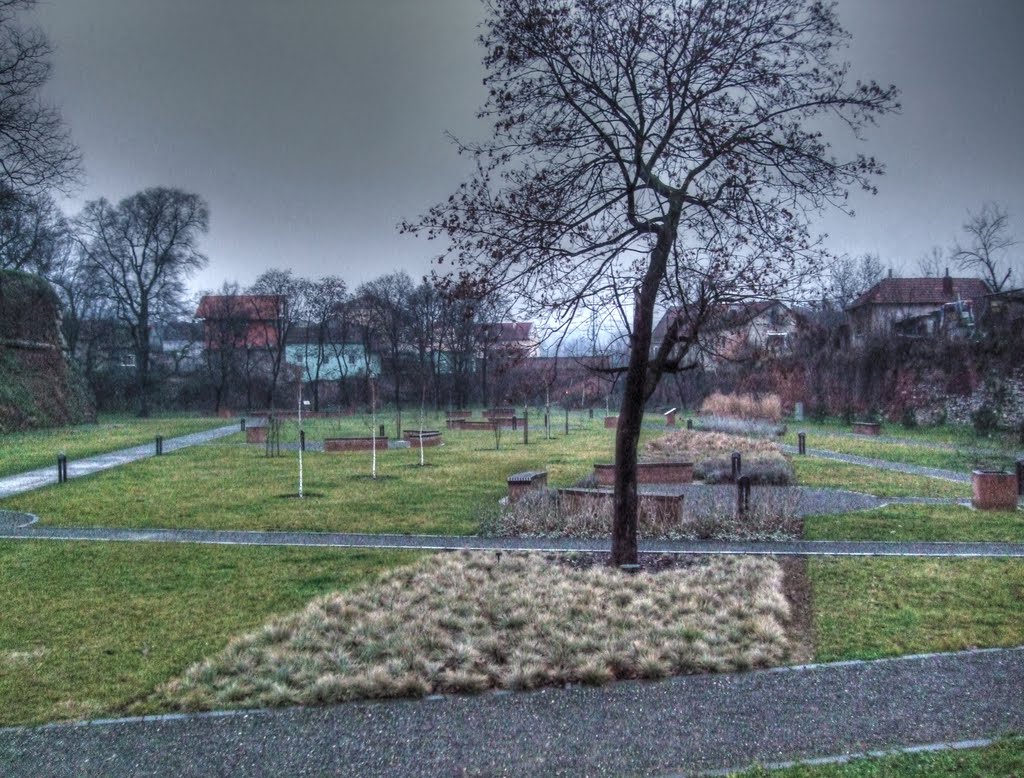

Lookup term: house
[651,300,803,368]
[846,274,990,345]
[194,294,286,350]
[475,321,539,360]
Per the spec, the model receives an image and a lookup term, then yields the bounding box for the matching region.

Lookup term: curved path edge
[1,526,1022,557]
[2,647,1021,777]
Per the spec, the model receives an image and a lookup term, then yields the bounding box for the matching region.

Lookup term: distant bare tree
[77,187,209,417]
[916,245,946,278]
[299,275,348,411]
[249,268,307,409]
[952,203,1018,292]
[357,272,414,410]
[200,281,249,414]
[0,1,81,199]
[0,191,67,274]
[828,253,888,308]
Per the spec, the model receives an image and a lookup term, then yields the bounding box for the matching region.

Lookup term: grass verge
[804,503,1024,543]
[810,557,1024,662]
[793,458,969,499]
[736,736,1024,777]
[0,540,420,726]
[151,552,793,712]
[0,416,230,478]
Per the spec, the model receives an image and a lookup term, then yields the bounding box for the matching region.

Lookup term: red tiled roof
[848,278,990,310]
[195,295,285,321]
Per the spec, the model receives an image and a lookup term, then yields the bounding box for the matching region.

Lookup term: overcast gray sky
[30,0,1024,296]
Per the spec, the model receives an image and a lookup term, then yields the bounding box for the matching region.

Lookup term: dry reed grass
[700,392,783,422]
[152,552,791,711]
[643,429,782,461]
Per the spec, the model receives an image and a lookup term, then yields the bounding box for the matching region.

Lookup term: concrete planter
[971,470,1019,510]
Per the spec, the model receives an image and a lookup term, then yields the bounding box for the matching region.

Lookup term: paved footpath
[2,523,1022,558]
[0,425,241,499]
[779,444,975,483]
[1,647,1021,777]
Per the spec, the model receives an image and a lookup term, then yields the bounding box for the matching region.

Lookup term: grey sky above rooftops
[31,0,1024,296]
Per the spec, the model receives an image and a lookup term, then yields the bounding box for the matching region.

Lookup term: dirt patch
[779,556,815,664]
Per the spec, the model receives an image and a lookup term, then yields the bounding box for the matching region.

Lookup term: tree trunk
[611,209,679,566]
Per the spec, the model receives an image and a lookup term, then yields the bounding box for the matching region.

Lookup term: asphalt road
[2,647,1022,777]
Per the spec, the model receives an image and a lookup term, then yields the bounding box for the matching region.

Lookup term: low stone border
[507,471,548,503]
[404,430,443,447]
[556,487,683,522]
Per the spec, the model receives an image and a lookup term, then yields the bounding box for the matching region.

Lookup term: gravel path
[0,425,241,499]
[1,524,1021,557]
[2,646,1021,777]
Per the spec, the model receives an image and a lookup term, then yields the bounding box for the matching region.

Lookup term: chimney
[942,269,953,297]
[887,268,893,279]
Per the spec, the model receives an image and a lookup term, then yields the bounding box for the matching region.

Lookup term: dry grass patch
[700,392,783,422]
[644,429,782,461]
[152,552,792,712]
[485,487,802,541]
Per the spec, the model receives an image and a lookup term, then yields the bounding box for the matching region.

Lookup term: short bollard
[731,452,742,480]
[512,415,517,431]
[378,424,385,439]
[300,430,306,452]
[57,454,68,484]
[1017,459,1024,497]
[686,418,693,430]
[523,409,529,445]
[588,408,593,420]
[240,418,246,432]
[737,475,751,516]
[155,435,163,456]
[565,408,569,436]
[798,432,806,455]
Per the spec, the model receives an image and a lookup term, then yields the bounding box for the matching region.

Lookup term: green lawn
[785,421,1020,473]
[0,540,421,726]
[792,458,970,499]
[0,415,230,478]
[1,423,621,534]
[737,737,1024,777]
[810,557,1024,662]
[804,503,1024,543]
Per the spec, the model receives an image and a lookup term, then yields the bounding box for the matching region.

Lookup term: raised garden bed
[324,437,388,452]
[851,421,881,436]
[245,426,267,444]
[506,470,548,503]
[971,470,1019,510]
[593,461,694,486]
[404,430,443,447]
[555,487,683,523]
[449,418,517,431]
[484,407,516,418]
[604,415,618,429]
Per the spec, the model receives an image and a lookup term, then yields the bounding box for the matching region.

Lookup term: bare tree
[299,275,348,411]
[198,282,249,414]
[0,1,81,198]
[0,190,67,274]
[77,187,209,417]
[406,0,898,565]
[249,268,307,409]
[828,253,888,308]
[916,245,946,278]
[952,203,1017,292]
[357,271,415,411]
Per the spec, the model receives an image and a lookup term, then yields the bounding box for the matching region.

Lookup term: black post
[565,407,569,435]
[57,454,67,484]
[731,452,741,480]
[1017,459,1024,497]
[687,418,693,430]
[737,476,751,516]
[379,424,385,439]
[155,435,163,456]
[300,430,306,452]
[512,415,518,431]
[588,408,593,420]
[798,432,806,455]
[523,409,529,445]
[240,418,246,432]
